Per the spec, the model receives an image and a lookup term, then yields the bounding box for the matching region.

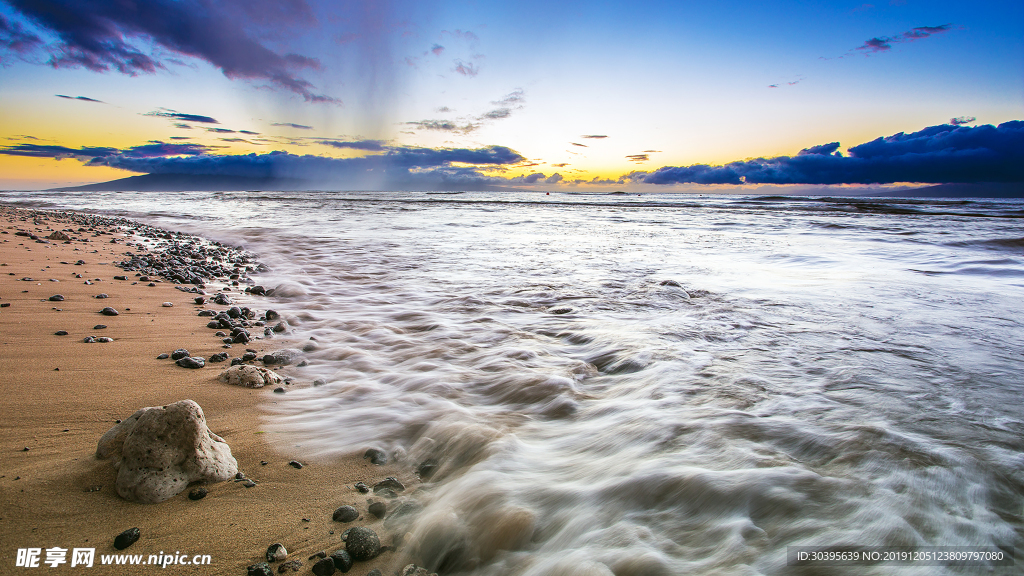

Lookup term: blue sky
[1,0,1021,190]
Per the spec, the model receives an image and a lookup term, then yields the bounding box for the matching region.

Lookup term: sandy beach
[0,206,403,575]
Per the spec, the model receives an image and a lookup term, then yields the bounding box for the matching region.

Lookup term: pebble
[93,324,107,329]
[176,356,205,369]
[311,558,336,576]
[197,310,215,317]
[161,302,173,307]
[113,275,128,281]
[266,543,287,562]
[265,309,280,321]
[170,348,190,360]
[273,387,285,393]
[242,352,257,362]
[194,297,206,305]
[242,479,257,488]
[332,505,359,523]
[307,552,327,561]
[329,550,352,572]
[368,501,386,519]
[99,307,119,316]
[288,460,303,469]
[277,559,303,573]
[343,527,381,561]
[96,337,113,343]
[207,321,221,329]
[373,477,405,494]
[367,570,383,576]
[156,353,169,359]
[48,294,64,301]
[209,352,229,362]
[363,448,387,465]
[113,527,140,550]
[353,482,369,494]
[247,562,273,576]
[54,330,68,336]
[417,459,439,480]
[188,487,207,500]
[313,379,326,387]
[82,336,96,343]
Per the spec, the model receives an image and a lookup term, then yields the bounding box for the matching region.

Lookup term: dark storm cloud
[854,23,954,54]
[56,94,103,103]
[630,122,1024,185]
[3,0,333,102]
[146,109,220,124]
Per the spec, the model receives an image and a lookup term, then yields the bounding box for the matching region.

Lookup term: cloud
[581,135,608,139]
[643,150,662,153]
[442,29,479,43]
[207,128,236,133]
[146,109,220,124]
[797,142,841,156]
[950,116,976,126]
[630,121,1024,185]
[626,154,649,162]
[545,173,563,184]
[0,13,43,55]
[435,106,453,113]
[404,120,477,134]
[493,89,524,107]
[570,142,588,147]
[239,130,260,135]
[854,23,954,54]
[173,123,192,129]
[431,44,445,56]
[482,108,511,120]
[454,59,479,77]
[3,0,333,102]
[552,163,569,167]
[321,140,387,151]
[56,94,103,103]
[0,141,209,159]
[272,122,313,130]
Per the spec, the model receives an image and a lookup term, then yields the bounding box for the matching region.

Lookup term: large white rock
[218,365,285,388]
[96,400,238,503]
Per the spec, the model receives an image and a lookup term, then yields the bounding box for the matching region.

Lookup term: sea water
[6,190,1023,575]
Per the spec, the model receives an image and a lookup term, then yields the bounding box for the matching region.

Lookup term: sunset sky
[1,0,1021,191]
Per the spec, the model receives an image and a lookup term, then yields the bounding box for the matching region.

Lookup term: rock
[218,365,285,389]
[198,310,215,317]
[212,293,231,306]
[373,477,405,494]
[262,348,301,366]
[95,400,238,503]
[273,322,287,333]
[288,460,303,469]
[302,341,318,352]
[188,487,207,500]
[366,570,382,576]
[329,550,352,572]
[247,562,273,576]
[354,482,369,493]
[273,387,286,394]
[311,558,336,576]
[114,275,128,281]
[417,459,439,480]
[363,448,387,465]
[162,302,174,307]
[96,337,114,343]
[156,353,169,359]
[194,296,206,305]
[209,352,229,363]
[94,324,107,329]
[242,352,258,362]
[100,307,119,316]
[176,356,205,369]
[344,527,380,561]
[277,559,302,573]
[399,566,436,576]
[368,501,386,519]
[55,330,68,336]
[266,543,287,562]
[242,479,257,488]
[265,309,280,321]
[548,306,573,315]
[170,349,190,360]
[114,527,140,550]
[83,336,96,343]
[206,321,221,329]
[313,379,326,387]
[308,552,327,561]
[47,231,71,241]
[332,505,359,523]
[49,294,65,301]
[95,293,108,298]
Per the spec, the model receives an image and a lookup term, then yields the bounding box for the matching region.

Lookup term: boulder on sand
[96,400,238,503]
[218,365,285,388]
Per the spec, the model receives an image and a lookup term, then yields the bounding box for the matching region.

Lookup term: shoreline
[0,206,403,574]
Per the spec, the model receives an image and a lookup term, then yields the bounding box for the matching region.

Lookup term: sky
[0,0,1021,191]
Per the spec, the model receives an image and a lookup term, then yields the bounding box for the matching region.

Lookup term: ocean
[5,190,1023,575]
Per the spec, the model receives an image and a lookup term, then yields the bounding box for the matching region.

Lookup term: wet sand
[0,206,401,574]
